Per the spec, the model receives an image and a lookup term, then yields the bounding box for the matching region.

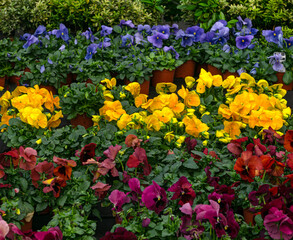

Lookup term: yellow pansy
[119,92,126,99]
[99,101,126,121]
[223,121,242,139]
[156,82,177,94]
[117,113,132,130]
[47,110,63,129]
[144,115,161,131]
[103,90,114,101]
[125,82,141,97]
[153,107,174,123]
[176,136,186,144]
[135,94,148,108]
[164,131,175,142]
[101,78,116,89]
[36,139,42,144]
[185,76,196,89]
[182,115,209,138]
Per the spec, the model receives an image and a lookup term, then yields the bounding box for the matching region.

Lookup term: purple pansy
[81,28,97,42]
[170,23,179,35]
[175,30,194,47]
[34,25,46,36]
[268,52,285,72]
[121,34,134,47]
[109,190,130,212]
[134,32,145,45]
[141,181,167,214]
[262,26,283,47]
[236,35,254,49]
[285,37,293,48]
[40,65,45,73]
[147,32,168,48]
[56,23,69,42]
[222,44,230,53]
[98,37,111,49]
[200,31,215,44]
[236,16,252,31]
[264,207,293,240]
[100,25,113,37]
[48,58,53,64]
[23,35,39,49]
[137,24,152,35]
[59,44,65,51]
[163,46,179,59]
[120,20,135,28]
[186,26,204,42]
[85,43,99,60]
[155,25,170,37]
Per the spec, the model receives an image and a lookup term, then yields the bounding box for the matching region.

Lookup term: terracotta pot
[175,60,197,79]
[124,79,150,95]
[24,67,31,73]
[0,76,5,87]
[39,85,57,95]
[151,69,175,88]
[276,72,293,91]
[70,113,93,129]
[222,71,239,79]
[9,75,21,86]
[243,208,260,226]
[21,219,33,232]
[207,64,222,76]
[61,73,73,87]
[196,63,208,74]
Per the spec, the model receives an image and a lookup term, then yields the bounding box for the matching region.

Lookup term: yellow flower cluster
[0,85,62,129]
[94,81,209,139]
[218,73,290,139]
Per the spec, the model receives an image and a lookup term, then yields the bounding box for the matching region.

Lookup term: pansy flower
[43,177,67,198]
[234,151,263,182]
[109,190,130,212]
[53,156,77,181]
[262,26,283,47]
[236,35,254,49]
[91,182,111,200]
[284,130,293,152]
[120,20,135,28]
[19,146,37,170]
[100,25,113,37]
[142,181,167,214]
[31,161,54,187]
[76,143,97,163]
[147,32,168,48]
[168,176,196,206]
[101,227,137,240]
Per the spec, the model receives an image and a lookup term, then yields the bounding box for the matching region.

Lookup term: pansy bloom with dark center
[168,176,196,206]
[76,143,97,163]
[142,181,167,214]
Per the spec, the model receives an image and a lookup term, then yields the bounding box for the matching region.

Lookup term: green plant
[0,0,50,36]
[58,82,105,120]
[48,0,91,32]
[178,0,224,26]
[89,0,158,31]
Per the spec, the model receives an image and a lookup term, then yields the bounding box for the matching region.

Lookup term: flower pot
[21,219,33,232]
[196,63,208,74]
[243,208,258,226]
[24,67,31,73]
[175,60,197,79]
[61,73,73,87]
[222,71,239,79]
[9,75,21,86]
[39,85,57,95]
[276,72,293,91]
[151,69,175,88]
[70,113,93,129]
[0,76,5,87]
[207,64,222,76]
[124,79,150,95]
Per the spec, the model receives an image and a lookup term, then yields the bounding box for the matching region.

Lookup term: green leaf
[57,195,67,207]
[254,214,263,226]
[113,25,122,34]
[282,71,293,85]
[19,177,28,191]
[36,202,48,212]
[183,158,198,169]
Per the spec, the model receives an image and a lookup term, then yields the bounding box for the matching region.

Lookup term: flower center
[157,37,159,40]
[162,31,165,34]
[242,40,245,42]
[274,33,276,36]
